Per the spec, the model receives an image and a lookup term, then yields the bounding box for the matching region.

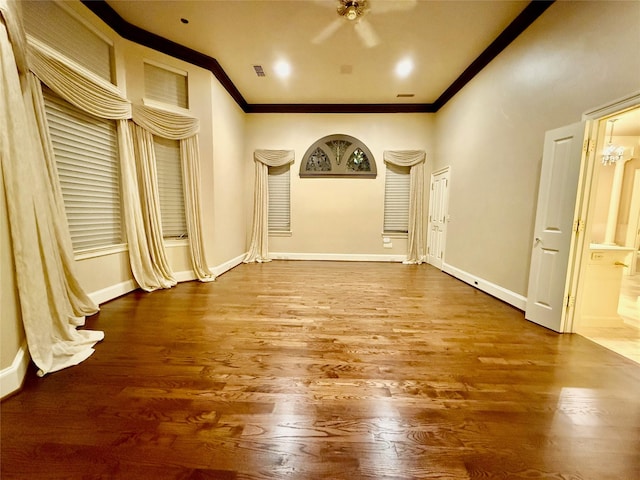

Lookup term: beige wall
[434,0,640,297]
[244,113,434,257]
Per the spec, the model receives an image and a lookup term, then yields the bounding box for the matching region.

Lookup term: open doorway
[573,106,640,363]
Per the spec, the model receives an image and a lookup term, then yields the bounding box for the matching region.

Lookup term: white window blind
[383,164,410,233]
[21,0,113,82]
[43,88,122,252]
[144,63,189,109]
[154,137,188,239]
[268,164,291,233]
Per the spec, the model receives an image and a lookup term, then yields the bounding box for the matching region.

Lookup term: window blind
[154,137,188,239]
[383,164,410,233]
[43,88,122,252]
[268,164,291,232]
[21,0,113,82]
[144,63,189,109]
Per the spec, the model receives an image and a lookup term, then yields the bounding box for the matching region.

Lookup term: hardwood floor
[2,261,639,479]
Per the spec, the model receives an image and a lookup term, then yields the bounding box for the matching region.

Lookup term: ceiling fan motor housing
[339,0,367,21]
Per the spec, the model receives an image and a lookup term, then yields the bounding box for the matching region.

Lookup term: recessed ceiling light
[274,60,291,78]
[395,59,413,78]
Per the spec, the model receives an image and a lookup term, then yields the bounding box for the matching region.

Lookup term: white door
[525,122,587,332]
[427,168,450,269]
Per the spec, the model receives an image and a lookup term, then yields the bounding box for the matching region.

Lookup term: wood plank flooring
[2,261,639,479]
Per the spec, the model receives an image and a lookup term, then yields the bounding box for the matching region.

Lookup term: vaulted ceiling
[87,0,554,113]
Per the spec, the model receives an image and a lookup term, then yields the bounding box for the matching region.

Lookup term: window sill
[142,98,191,116]
[269,231,292,237]
[382,232,408,239]
[164,238,189,247]
[74,243,128,261]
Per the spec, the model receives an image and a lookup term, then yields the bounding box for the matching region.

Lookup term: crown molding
[81,0,554,114]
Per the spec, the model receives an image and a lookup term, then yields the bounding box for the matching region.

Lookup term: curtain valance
[27,37,131,120]
[255,149,295,167]
[383,150,425,167]
[132,103,199,140]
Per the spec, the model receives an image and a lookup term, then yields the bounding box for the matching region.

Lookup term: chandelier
[602,119,625,166]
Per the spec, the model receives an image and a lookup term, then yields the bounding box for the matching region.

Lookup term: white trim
[431,165,451,177]
[582,91,640,120]
[270,252,406,262]
[86,254,247,305]
[142,58,189,77]
[74,243,128,261]
[442,262,527,310]
[381,231,408,239]
[211,253,246,277]
[89,279,137,305]
[0,343,30,399]
[142,98,192,116]
[174,270,197,283]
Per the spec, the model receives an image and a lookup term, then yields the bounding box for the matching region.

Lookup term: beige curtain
[244,149,295,263]
[132,103,213,282]
[383,150,426,264]
[1,0,102,376]
[27,73,100,316]
[27,35,175,292]
[181,136,214,281]
[130,123,177,288]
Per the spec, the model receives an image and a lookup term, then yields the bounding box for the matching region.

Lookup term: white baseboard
[87,254,246,305]
[442,262,527,310]
[0,343,30,399]
[174,270,197,283]
[270,252,406,262]
[88,279,138,306]
[211,253,246,277]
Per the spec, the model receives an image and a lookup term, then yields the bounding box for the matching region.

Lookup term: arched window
[300,134,376,178]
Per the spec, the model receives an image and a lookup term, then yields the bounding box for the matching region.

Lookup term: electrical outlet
[383,243,393,249]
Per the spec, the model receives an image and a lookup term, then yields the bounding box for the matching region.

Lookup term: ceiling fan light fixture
[346,5,358,21]
[339,1,365,21]
[602,119,624,166]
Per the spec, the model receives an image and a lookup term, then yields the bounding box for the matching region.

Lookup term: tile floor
[578,273,640,364]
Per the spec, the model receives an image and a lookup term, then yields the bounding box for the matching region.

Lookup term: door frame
[427,166,450,269]
[564,91,640,333]
[625,170,640,276]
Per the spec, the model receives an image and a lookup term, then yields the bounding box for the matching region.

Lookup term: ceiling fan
[313,0,417,48]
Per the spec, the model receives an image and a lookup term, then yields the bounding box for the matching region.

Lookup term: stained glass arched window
[300,134,376,178]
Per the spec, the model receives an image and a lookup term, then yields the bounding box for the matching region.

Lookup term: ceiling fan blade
[312,17,344,44]
[354,18,380,48]
[369,0,417,14]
